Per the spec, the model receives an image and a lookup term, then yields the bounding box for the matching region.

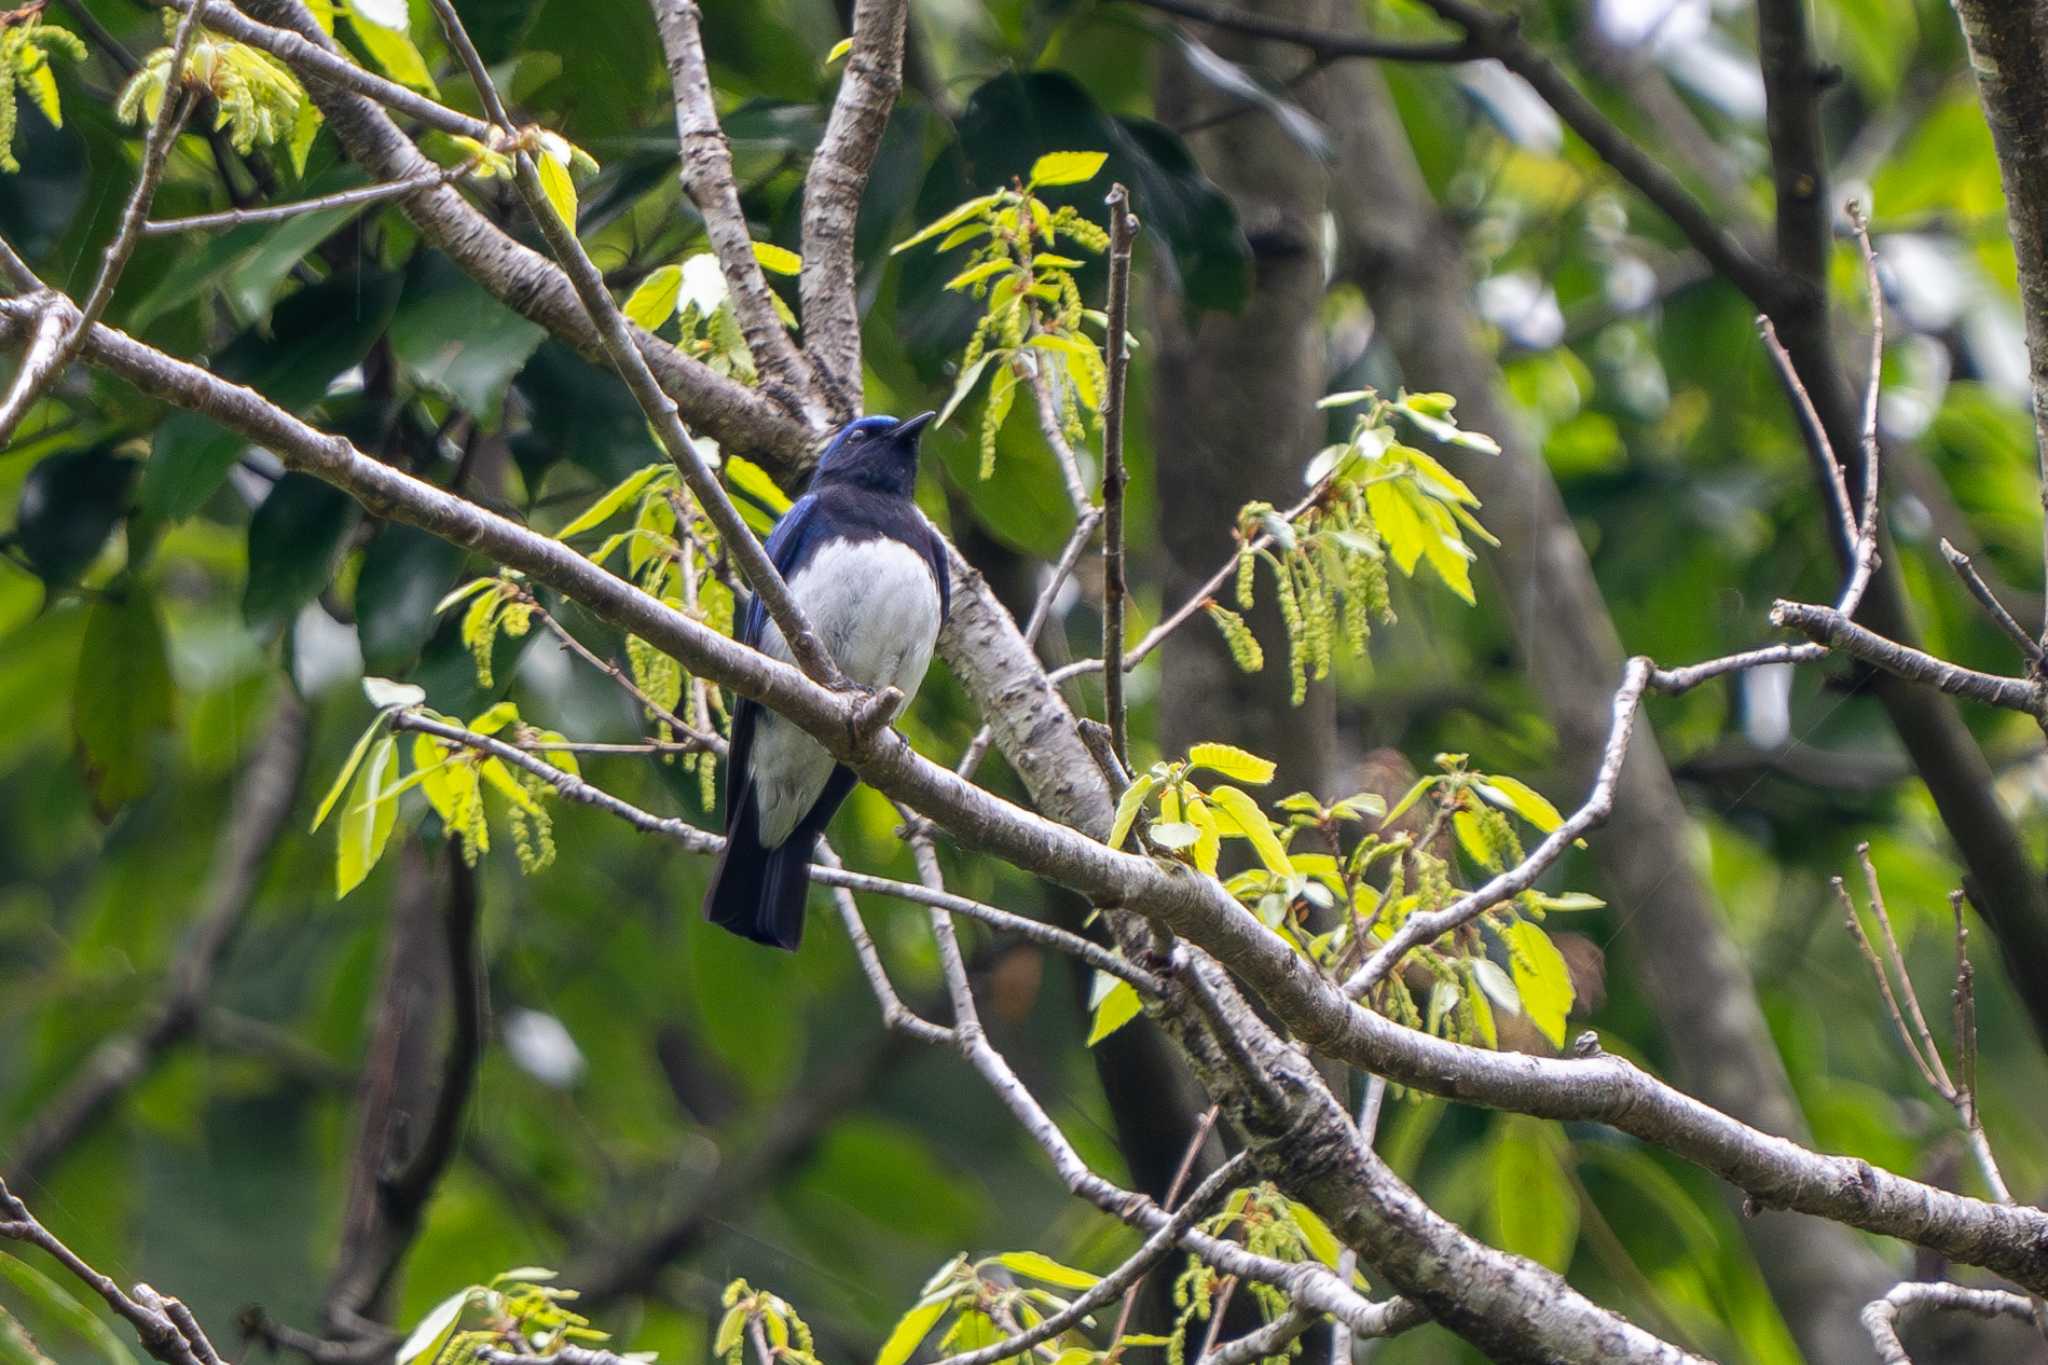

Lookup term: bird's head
[813,411,934,497]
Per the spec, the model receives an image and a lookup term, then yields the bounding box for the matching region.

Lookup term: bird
[703,411,950,950]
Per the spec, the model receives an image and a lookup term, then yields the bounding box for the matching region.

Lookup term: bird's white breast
[749,534,943,847]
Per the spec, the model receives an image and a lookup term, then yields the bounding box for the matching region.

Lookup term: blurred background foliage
[2,0,2047,1361]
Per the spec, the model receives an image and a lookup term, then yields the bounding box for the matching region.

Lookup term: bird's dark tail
[702,766,857,951]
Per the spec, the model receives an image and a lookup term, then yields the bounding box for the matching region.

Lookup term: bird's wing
[922,516,952,627]
[726,491,824,829]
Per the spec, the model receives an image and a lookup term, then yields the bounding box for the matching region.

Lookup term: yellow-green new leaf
[313,718,387,833]
[1107,772,1158,850]
[1475,775,1566,833]
[994,1252,1100,1291]
[875,1295,949,1365]
[1208,784,1291,875]
[1284,1200,1345,1269]
[892,193,1002,254]
[535,151,578,230]
[1187,742,1276,785]
[347,8,437,93]
[624,265,682,331]
[944,258,1013,292]
[336,735,399,898]
[1503,920,1574,1048]
[824,36,853,64]
[557,463,667,539]
[752,240,803,274]
[1029,150,1108,186]
[480,757,545,814]
[1087,978,1142,1045]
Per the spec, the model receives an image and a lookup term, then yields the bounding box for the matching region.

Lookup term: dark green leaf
[243,474,360,630]
[72,588,174,814]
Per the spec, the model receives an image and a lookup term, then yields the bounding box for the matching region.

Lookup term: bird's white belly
[749,535,942,847]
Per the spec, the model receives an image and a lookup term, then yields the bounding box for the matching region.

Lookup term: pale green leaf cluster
[624,244,797,383]
[116,14,316,159]
[876,1250,1106,1365]
[547,460,757,806]
[893,151,1114,477]
[394,1267,649,1365]
[1165,1184,1356,1365]
[716,1280,818,1365]
[0,16,86,173]
[1097,742,1592,1053]
[1219,388,1504,703]
[311,680,574,895]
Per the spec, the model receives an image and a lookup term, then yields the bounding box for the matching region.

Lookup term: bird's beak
[894,411,936,443]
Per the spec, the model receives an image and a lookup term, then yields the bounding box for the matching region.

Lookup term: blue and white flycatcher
[704,412,950,949]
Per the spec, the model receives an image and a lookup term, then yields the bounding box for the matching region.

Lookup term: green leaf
[725,454,794,516]
[944,258,1012,292]
[347,7,438,93]
[1283,1200,1345,1269]
[535,151,578,230]
[394,1288,473,1365]
[825,36,853,64]
[1502,919,1574,1048]
[1187,742,1276,784]
[1452,808,1498,872]
[624,264,682,330]
[1474,776,1566,834]
[935,352,994,429]
[995,1252,1100,1290]
[434,576,500,615]
[388,258,549,426]
[892,193,1002,254]
[0,1254,134,1365]
[752,240,803,275]
[243,474,360,629]
[1380,776,1436,828]
[480,756,545,814]
[1365,477,1431,577]
[1107,772,1158,850]
[313,716,387,833]
[336,734,399,898]
[1208,784,1290,875]
[1086,978,1142,1045]
[1028,150,1109,186]
[1487,1117,1578,1272]
[73,590,174,815]
[556,463,668,539]
[1532,891,1605,913]
[875,1295,950,1365]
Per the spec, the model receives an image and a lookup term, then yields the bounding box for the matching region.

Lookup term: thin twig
[1101,184,1138,768]
[1030,358,1096,517]
[142,159,482,236]
[1862,1282,2037,1363]
[1342,658,1649,998]
[1105,1106,1223,1354]
[0,1179,222,1365]
[1940,538,2044,666]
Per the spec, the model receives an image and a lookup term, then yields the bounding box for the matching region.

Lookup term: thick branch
[800,0,908,410]
[651,0,820,410]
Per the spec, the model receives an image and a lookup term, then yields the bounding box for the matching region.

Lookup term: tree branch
[0,1179,223,1365]
[800,0,908,411]
[651,0,821,414]
[1101,185,1137,768]
[1862,1282,2039,1363]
